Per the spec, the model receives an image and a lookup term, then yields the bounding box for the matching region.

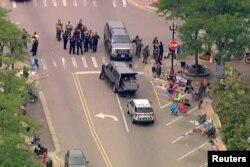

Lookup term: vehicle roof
[112,29,128,35]
[111,62,137,75]
[132,99,151,108]
[68,149,85,158]
[107,21,125,29]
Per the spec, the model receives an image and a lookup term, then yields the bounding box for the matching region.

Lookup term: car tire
[112,83,117,93]
[99,70,105,80]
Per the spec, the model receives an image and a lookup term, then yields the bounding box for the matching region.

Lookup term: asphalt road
[4,0,246,166]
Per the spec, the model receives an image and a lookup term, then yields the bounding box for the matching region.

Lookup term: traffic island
[184,64,211,77]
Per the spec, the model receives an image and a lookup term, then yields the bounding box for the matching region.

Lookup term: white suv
[127,99,154,124]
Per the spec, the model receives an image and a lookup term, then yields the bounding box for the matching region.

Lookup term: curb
[127,0,158,13]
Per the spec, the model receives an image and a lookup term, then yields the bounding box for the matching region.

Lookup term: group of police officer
[56,19,100,55]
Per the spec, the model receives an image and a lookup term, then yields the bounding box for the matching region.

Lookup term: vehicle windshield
[69,157,86,165]
[112,35,130,43]
[136,107,153,113]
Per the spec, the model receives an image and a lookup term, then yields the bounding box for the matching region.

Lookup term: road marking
[38,91,61,154]
[83,0,87,6]
[166,107,198,126]
[62,57,67,69]
[52,0,57,6]
[160,102,172,109]
[75,71,144,75]
[40,58,47,71]
[73,0,77,6]
[71,57,78,69]
[177,142,208,161]
[12,1,17,8]
[95,113,118,121]
[72,73,112,167]
[150,81,162,108]
[44,0,48,7]
[200,163,208,167]
[91,57,98,68]
[93,0,97,7]
[171,124,203,143]
[116,94,129,132]
[81,57,88,68]
[52,58,57,68]
[101,57,106,64]
[33,0,38,6]
[112,0,117,8]
[122,0,127,7]
[62,0,67,6]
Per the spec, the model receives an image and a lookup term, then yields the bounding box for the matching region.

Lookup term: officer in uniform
[76,37,83,55]
[84,33,89,52]
[69,37,76,54]
[92,32,100,52]
[63,32,68,50]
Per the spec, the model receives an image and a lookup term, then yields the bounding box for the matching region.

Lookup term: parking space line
[177,142,208,161]
[171,124,203,143]
[200,162,208,167]
[73,0,77,6]
[150,81,162,108]
[81,57,88,68]
[122,0,127,7]
[166,107,198,126]
[62,0,67,6]
[113,0,117,8]
[62,57,67,69]
[44,0,48,7]
[91,57,98,68]
[52,0,57,6]
[115,94,129,133]
[71,57,78,69]
[161,102,172,109]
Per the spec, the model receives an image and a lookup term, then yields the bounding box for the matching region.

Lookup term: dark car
[99,62,139,93]
[65,149,89,167]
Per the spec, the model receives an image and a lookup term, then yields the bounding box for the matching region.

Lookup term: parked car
[127,99,154,124]
[104,21,133,60]
[99,62,139,93]
[65,149,89,167]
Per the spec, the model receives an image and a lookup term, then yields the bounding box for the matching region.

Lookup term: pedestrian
[63,32,68,50]
[153,46,159,62]
[84,34,89,52]
[135,39,143,57]
[69,37,76,54]
[198,98,203,109]
[152,36,159,50]
[65,21,73,37]
[88,30,94,50]
[32,58,39,69]
[76,37,83,55]
[92,32,100,52]
[31,32,39,56]
[56,19,63,41]
[132,35,140,45]
[158,41,164,61]
[142,45,150,64]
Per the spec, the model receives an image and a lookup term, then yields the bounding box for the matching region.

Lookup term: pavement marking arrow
[95,113,118,121]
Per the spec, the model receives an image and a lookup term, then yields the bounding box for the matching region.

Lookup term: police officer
[63,32,68,50]
[142,45,150,64]
[136,39,143,57]
[84,33,89,52]
[76,37,83,55]
[69,37,76,54]
[92,32,100,52]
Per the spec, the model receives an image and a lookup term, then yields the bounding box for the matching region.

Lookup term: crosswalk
[11,0,128,9]
[35,55,111,71]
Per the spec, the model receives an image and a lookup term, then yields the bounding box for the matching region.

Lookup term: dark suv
[104,21,133,60]
[99,62,139,93]
[65,149,89,167]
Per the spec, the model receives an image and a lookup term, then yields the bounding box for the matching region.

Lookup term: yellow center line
[150,81,162,108]
[72,72,112,167]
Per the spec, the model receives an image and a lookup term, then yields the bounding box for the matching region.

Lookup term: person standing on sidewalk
[142,45,150,64]
[158,41,164,61]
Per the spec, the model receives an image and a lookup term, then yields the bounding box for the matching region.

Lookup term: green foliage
[212,66,250,150]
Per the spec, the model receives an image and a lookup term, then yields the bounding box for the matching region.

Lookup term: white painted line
[83,0,87,6]
[62,0,67,6]
[52,0,57,7]
[71,57,78,69]
[171,124,203,143]
[75,71,144,75]
[177,142,208,161]
[12,1,17,8]
[33,0,38,6]
[81,57,88,68]
[62,57,67,69]
[160,102,172,109]
[44,0,48,7]
[40,58,47,71]
[113,0,117,8]
[116,94,129,133]
[166,107,198,126]
[122,0,127,7]
[73,0,77,6]
[93,0,97,7]
[52,58,57,68]
[91,57,98,68]
[200,163,208,167]
[101,57,106,64]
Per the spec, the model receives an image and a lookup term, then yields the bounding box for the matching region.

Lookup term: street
[2,0,242,166]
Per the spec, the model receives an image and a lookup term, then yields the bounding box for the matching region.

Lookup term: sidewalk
[127,0,158,12]
[143,56,227,151]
